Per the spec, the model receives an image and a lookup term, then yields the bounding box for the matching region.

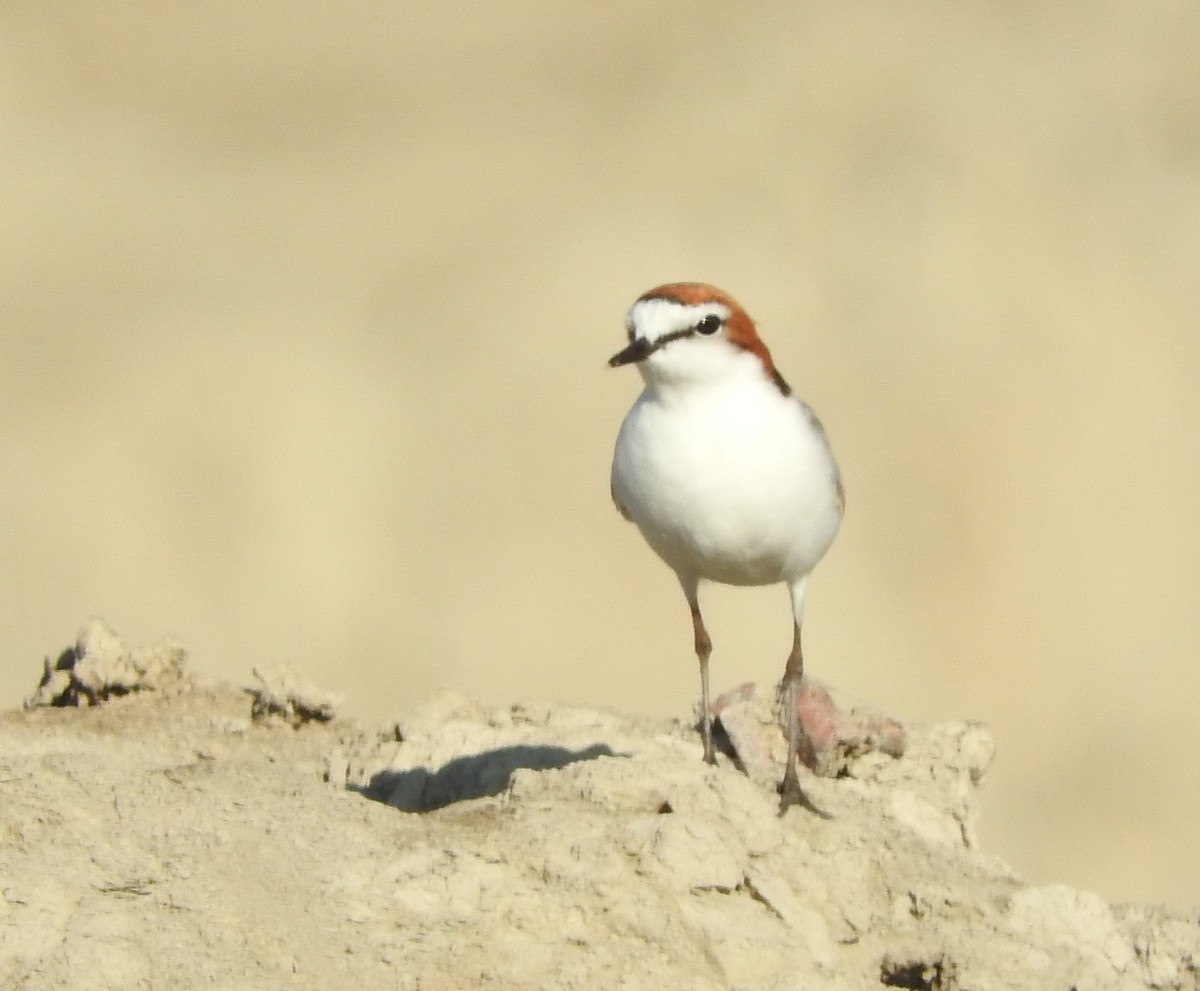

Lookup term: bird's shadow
[351,743,619,813]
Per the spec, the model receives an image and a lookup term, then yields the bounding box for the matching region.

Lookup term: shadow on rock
[353,743,618,812]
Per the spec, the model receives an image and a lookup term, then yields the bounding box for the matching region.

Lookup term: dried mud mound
[2,630,1196,990]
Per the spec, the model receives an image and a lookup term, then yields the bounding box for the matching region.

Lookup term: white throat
[636,341,768,394]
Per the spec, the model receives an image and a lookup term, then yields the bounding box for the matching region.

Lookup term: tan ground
[2,1,1199,914]
[3,629,1197,990]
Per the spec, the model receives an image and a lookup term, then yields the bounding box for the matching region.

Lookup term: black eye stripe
[627,311,726,357]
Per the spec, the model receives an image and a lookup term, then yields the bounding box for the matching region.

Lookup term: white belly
[611,383,842,586]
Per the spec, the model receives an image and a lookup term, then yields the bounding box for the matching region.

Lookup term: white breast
[611,375,842,587]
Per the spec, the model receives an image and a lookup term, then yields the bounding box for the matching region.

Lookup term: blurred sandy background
[2,2,1197,907]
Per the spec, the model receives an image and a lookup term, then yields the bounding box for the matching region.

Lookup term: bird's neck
[641,361,788,410]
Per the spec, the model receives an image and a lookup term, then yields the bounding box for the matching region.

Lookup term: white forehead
[625,297,731,344]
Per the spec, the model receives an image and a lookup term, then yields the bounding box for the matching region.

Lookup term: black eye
[696,314,722,335]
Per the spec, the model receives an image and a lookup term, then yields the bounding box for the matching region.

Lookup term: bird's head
[608,282,790,395]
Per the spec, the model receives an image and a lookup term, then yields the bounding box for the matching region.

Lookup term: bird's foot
[778,765,831,819]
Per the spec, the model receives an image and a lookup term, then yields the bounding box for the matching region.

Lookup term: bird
[608,282,844,814]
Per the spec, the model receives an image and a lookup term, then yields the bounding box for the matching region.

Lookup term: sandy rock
[249,664,343,726]
[25,617,188,708]
[712,679,913,785]
[2,652,1197,991]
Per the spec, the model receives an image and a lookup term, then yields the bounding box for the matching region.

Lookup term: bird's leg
[779,582,829,817]
[682,580,716,765]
